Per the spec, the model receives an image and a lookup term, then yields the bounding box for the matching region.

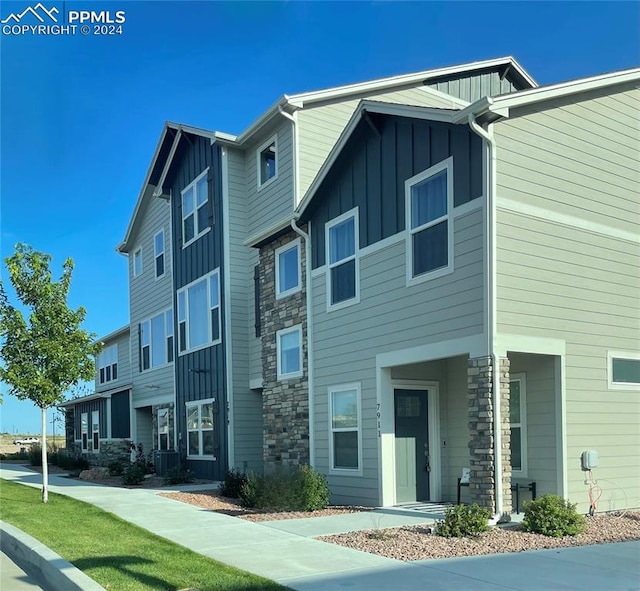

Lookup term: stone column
[499,357,512,513]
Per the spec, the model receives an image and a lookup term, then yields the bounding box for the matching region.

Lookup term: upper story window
[181,169,209,247]
[154,230,165,278]
[608,351,640,390]
[177,269,221,354]
[277,325,302,380]
[140,309,174,371]
[406,157,453,283]
[98,344,118,384]
[326,209,359,310]
[257,135,278,189]
[275,239,301,299]
[133,248,143,277]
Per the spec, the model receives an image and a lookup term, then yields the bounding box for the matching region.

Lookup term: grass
[0,479,288,591]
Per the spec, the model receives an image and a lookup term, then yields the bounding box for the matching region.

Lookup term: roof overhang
[244,215,293,248]
[58,384,132,408]
[96,324,129,345]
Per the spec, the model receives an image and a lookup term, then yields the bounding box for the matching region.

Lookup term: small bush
[239,465,330,512]
[436,503,491,538]
[107,461,125,477]
[220,468,247,498]
[130,442,155,474]
[164,466,195,485]
[522,494,586,538]
[121,463,146,485]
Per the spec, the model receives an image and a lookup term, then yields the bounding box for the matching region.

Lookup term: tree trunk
[41,407,48,503]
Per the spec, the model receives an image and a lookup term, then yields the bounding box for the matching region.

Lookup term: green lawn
[0,479,289,591]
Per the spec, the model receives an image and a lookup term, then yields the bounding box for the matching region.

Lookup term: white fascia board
[97,324,130,345]
[58,384,133,407]
[235,96,292,145]
[152,129,182,198]
[289,57,536,106]
[244,216,293,247]
[489,67,640,112]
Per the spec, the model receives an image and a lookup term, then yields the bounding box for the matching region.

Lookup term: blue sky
[0,0,638,434]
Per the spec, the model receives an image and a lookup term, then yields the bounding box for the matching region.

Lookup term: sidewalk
[1,464,639,591]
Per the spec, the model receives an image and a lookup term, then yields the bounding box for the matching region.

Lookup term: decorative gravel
[160,490,640,560]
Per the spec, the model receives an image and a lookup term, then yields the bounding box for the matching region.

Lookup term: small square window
[276,239,301,299]
[277,325,302,379]
[133,248,142,277]
[257,135,278,188]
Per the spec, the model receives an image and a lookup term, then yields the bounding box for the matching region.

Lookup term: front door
[394,389,429,503]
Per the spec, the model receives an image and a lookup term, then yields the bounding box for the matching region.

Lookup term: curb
[0,520,106,591]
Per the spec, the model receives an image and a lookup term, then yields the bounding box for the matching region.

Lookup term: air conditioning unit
[154,450,180,476]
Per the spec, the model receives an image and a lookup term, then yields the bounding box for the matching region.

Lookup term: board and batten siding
[425,70,520,103]
[128,189,175,409]
[169,138,227,480]
[226,146,263,472]
[110,390,131,439]
[297,85,465,201]
[311,210,485,504]
[246,119,294,239]
[95,330,131,394]
[494,87,640,512]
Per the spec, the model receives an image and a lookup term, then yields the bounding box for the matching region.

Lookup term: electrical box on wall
[581,450,599,471]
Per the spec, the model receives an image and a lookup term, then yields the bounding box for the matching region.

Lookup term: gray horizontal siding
[312,209,484,503]
[246,119,294,238]
[95,331,131,393]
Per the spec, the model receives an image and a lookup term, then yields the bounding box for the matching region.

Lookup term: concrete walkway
[1,464,639,591]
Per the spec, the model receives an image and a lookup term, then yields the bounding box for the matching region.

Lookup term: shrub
[28,445,43,466]
[522,494,586,538]
[239,465,330,512]
[107,461,125,477]
[164,466,195,486]
[436,503,491,538]
[121,463,146,485]
[220,468,247,498]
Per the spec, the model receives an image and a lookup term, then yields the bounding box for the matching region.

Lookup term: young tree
[0,244,100,502]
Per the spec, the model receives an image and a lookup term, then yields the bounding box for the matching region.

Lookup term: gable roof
[117,121,221,254]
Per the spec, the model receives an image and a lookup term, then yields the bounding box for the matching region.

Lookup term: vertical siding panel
[412,121,430,174]
[381,120,397,238]
[366,133,382,246]
[452,128,470,206]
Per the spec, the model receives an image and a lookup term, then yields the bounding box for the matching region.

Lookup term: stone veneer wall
[467,356,512,513]
[259,229,309,470]
[72,439,132,467]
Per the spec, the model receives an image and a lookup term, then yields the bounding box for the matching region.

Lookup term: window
[329,384,361,472]
[91,410,99,453]
[181,169,209,247]
[276,239,301,299]
[509,374,527,475]
[140,309,174,371]
[406,157,453,281]
[608,351,640,389]
[326,209,359,309]
[98,345,118,384]
[257,135,277,188]
[277,325,302,379]
[186,399,215,458]
[133,248,143,277]
[157,407,171,451]
[177,270,221,354]
[154,230,165,278]
[81,412,88,451]
[254,265,261,338]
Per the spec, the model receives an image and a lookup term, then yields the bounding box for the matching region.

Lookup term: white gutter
[467,112,503,517]
[279,105,315,467]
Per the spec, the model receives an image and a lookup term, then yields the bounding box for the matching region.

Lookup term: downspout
[279,106,315,467]
[468,113,503,517]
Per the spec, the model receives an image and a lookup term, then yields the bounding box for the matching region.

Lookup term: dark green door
[394,389,429,503]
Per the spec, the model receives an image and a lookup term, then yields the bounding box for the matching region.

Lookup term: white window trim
[91,410,100,454]
[275,238,301,299]
[81,412,88,451]
[154,229,165,279]
[326,207,360,312]
[328,382,363,476]
[276,324,303,380]
[133,247,143,278]
[140,308,174,372]
[185,397,216,460]
[510,373,527,478]
[181,168,210,249]
[607,350,640,390]
[157,407,171,451]
[177,269,222,356]
[405,156,454,287]
[98,344,118,385]
[256,134,278,191]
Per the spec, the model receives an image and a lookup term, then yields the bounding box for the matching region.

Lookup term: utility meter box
[581,450,599,471]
